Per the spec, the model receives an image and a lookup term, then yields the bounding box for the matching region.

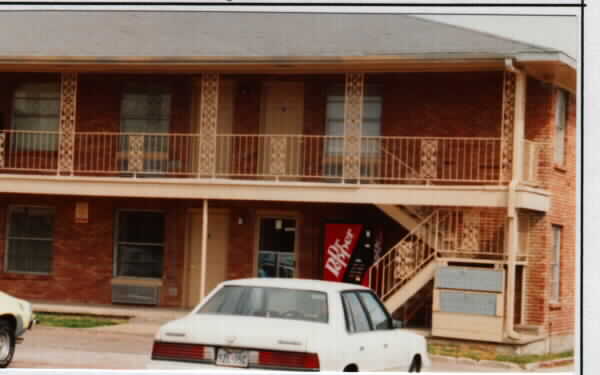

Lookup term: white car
[0,291,35,368]
[148,278,430,372]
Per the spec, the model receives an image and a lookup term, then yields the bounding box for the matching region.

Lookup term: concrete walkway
[32,301,190,336]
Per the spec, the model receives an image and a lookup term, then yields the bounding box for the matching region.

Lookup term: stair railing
[368,209,441,301]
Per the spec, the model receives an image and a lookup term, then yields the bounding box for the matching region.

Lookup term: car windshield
[197,285,329,323]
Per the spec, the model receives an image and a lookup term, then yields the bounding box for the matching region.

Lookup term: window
[554,89,568,166]
[120,83,171,134]
[257,218,296,278]
[357,291,391,330]
[341,292,371,333]
[5,206,55,274]
[325,86,382,155]
[120,83,172,156]
[198,286,328,323]
[12,82,60,151]
[550,225,562,303]
[115,211,165,278]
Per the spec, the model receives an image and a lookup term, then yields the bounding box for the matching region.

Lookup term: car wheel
[408,355,421,373]
[0,320,15,368]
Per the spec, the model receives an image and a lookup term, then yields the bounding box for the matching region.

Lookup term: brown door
[186,209,230,308]
[260,82,304,178]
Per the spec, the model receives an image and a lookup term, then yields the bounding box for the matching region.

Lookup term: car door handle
[384,344,388,349]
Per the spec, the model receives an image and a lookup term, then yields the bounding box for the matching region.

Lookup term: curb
[431,354,573,371]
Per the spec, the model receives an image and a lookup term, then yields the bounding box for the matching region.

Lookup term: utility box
[432,266,505,342]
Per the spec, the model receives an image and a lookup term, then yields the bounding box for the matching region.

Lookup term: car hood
[157,313,325,352]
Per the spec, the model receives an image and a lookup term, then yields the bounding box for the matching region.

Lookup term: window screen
[6,206,55,274]
[12,82,60,151]
[550,225,562,303]
[116,211,165,278]
[554,90,568,165]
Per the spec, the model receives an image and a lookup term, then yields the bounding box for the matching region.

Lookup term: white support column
[200,199,209,300]
[504,63,527,341]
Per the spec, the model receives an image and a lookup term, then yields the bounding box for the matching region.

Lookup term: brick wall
[0,195,188,307]
[0,195,405,307]
[523,77,576,338]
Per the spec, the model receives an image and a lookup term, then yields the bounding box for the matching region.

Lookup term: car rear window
[197,285,328,323]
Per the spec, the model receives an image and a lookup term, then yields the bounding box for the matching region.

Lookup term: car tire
[0,320,15,368]
[408,355,421,373]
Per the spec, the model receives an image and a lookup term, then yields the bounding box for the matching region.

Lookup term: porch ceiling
[0,174,550,212]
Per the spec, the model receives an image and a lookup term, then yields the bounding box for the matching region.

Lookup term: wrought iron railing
[368,207,508,301]
[0,131,515,185]
[522,140,549,187]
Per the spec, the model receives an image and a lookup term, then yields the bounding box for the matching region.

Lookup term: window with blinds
[12,82,60,151]
[6,206,55,274]
[550,225,562,303]
[554,89,568,166]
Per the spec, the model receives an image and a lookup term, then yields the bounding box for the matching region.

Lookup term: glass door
[257,217,296,278]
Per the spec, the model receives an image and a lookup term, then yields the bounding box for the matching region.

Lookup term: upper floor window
[325,85,382,155]
[554,89,568,166]
[12,82,60,151]
[5,206,55,274]
[120,83,171,134]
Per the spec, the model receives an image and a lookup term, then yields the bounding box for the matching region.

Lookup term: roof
[221,278,370,293]
[0,11,559,61]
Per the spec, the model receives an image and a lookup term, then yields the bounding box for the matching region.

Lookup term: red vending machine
[322,223,383,285]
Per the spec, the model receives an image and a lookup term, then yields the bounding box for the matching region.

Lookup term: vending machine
[322,223,383,285]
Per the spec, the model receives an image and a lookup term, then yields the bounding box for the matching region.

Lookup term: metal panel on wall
[439,290,497,316]
[435,267,504,292]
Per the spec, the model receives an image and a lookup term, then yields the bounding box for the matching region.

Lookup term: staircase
[369,206,506,315]
[367,209,442,313]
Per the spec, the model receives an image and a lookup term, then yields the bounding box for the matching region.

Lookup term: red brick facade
[0,71,575,346]
[0,195,404,308]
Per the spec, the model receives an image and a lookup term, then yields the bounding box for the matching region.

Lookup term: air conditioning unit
[112,284,160,305]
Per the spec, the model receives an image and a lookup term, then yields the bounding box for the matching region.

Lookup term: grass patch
[428,343,573,366]
[35,312,128,328]
[495,351,574,365]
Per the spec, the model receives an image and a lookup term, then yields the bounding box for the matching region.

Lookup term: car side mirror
[392,319,404,329]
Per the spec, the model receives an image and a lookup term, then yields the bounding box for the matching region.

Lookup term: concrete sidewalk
[32,301,190,336]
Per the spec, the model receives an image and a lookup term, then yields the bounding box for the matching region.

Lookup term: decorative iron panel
[461,209,481,251]
[128,135,144,172]
[0,133,4,168]
[58,73,78,174]
[343,73,363,180]
[198,73,219,176]
[500,71,516,181]
[420,139,439,179]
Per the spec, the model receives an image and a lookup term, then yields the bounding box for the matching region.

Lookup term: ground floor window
[257,217,296,278]
[5,206,55,274]
[550,224,562,303]
[115,210,165,278]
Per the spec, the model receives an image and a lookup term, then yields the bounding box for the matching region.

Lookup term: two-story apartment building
[0,10,576,354]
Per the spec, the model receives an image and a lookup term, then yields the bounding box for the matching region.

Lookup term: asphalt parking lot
[9,324,574,372]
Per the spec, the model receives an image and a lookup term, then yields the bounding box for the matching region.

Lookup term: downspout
[504,58,523,340]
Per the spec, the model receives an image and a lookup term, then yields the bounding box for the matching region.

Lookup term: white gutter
[503,58,522,341]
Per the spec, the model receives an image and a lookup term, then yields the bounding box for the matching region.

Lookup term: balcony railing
[0,130,528,186]
[522,139,548,187]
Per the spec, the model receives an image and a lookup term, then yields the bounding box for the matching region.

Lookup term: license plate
[216,348,249,368]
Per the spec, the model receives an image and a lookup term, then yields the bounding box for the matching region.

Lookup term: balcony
[0,130,549,209]
[0,130,512,182]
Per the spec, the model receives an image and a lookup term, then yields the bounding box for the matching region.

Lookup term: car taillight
[151,341,215,362]
[257,350,320,370]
